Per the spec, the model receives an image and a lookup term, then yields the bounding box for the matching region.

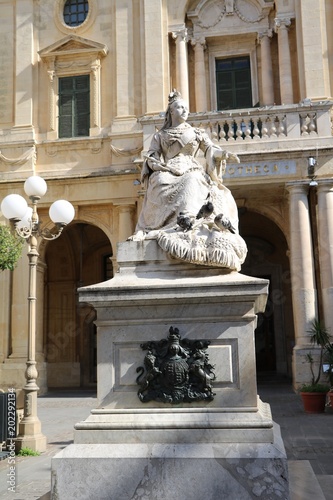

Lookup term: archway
[239,210,294,379]
[44,222,112,389]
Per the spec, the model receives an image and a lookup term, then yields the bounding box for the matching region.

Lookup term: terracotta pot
[300,392,328,413]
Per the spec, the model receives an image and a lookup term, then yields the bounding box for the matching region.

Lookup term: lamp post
[1,176,75,452]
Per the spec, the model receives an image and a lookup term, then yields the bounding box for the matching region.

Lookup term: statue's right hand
[128,231,146,241]
[147,158,168,171]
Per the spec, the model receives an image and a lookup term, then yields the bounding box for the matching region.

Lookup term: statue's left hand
[213,149,240,164]
[225,152,240,163]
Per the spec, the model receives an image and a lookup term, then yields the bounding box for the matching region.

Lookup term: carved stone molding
[188,0,274,31]
[0,146,36,168]
[110,144,143,158]
[45,138,103,157]
[39,36,108,140]
[234,0,266,24]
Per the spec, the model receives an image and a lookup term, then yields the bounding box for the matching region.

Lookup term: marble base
[74,396,274,444]
[51,241,289,498]
[52,424,289,500]
[78,241,269,410]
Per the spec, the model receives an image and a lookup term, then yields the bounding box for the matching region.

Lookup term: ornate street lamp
[1,176,75,452]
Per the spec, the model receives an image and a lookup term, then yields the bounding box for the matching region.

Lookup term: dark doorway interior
[44,223,112,388]
[239,210,294,378]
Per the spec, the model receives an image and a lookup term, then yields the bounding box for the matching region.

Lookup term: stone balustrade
[140,101,333,151]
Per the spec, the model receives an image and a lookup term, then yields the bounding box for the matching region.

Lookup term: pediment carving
[39,35,108,60]
[188,0,274,34]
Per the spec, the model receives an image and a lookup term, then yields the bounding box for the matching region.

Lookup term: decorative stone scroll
[136,326,215,404]
[190,0,270,30]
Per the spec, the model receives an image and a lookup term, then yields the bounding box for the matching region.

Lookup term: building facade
[0,0,333,395]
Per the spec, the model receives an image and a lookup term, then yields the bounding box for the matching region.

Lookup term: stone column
[143,0,165,114]
[171,28,189,104]
[257,30,274,106]
[317,181,333,330]
[90,58,101,136]
[191,37,207,112]
[116,203,136,242]
[15,0,34,134]
[274,18,294,104]
[47,63,56,140]
[295,0,330,99]
[115,0,134,117]
[287,182,317,387]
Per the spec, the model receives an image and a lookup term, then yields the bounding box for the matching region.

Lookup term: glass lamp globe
[1,194,28,220]
[49,200,75,225]
[24,176,47,198]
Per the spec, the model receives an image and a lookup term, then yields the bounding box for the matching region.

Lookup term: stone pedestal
[51,241,290,499]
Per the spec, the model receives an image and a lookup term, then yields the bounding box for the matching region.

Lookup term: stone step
[317,475,333,500]
[289,460,326,500]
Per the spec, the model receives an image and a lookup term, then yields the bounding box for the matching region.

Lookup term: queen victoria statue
[130,90,247,271]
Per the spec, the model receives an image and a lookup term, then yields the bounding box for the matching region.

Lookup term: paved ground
[258,379,333,499]
[0,380,332,499]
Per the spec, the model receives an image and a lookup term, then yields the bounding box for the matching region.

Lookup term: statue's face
[170,99,189,122]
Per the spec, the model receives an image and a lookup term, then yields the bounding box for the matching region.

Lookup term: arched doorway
[43,223,113,389]
[239,210,294,379]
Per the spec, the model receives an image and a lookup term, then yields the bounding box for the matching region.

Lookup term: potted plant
[299,319,331,413]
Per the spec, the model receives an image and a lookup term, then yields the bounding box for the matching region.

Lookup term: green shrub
[0,225,24,271]
[16,447,40,456]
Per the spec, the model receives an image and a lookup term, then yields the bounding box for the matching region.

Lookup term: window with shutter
[59,75,90,138]
[216,57,252,110]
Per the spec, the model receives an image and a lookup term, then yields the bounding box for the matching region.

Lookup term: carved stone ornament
[136,327,215,404]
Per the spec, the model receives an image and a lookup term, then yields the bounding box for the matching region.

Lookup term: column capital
[91,58,101,73]
[285,181,310,195]
[171,28,188,43]
[274,17,291,32]
[47,69,55,82]
[257,29,273,44]
[191,37,206,50]
[114,201,136,211]
[317,178,333,193]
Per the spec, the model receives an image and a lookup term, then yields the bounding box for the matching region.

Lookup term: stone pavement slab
[0,391,96,500]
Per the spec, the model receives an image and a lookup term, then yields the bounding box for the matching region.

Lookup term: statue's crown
[168,89,182,105]
[167,326,180,344]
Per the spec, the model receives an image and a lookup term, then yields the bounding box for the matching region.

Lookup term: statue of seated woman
[130,90,247,271]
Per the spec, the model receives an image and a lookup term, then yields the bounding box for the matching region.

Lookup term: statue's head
[162,90,188,129]
[168,89,182,106]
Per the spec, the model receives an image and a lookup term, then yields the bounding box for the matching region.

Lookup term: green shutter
[75,75,90,136]
[59,75,90,138]
[216,57,252,110]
